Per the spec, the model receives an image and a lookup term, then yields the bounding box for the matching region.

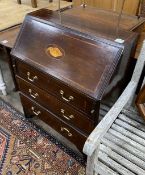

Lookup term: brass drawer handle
[60,90,74,102]
[27,72,38,82]
[31,106,41,116]
[61,109,74,120]
[29,89,39,99]
[61,127,72,137]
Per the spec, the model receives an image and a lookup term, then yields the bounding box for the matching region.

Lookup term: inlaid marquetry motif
[45,44,65,59]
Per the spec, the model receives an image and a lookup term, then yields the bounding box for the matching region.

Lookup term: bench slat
[115,119,145,139]
[118,114,145,133]
[112,124,145,146]
[100,144,145,175]
[100,104,111,112]
[98,151,135,175]
[124,107,139,115]
[108,128,145,153]
[122,109,144,124]
[102,138,145,170]
[96,161,119,175]
[104,132,145,161]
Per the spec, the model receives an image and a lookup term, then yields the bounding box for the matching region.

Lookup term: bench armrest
[83,81,137,156]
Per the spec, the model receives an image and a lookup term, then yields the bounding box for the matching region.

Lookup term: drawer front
[17,76,95,134]
[15,60,95,114]
[20,94,87,151]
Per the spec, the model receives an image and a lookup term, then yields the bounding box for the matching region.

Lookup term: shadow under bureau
[11,9,123,151]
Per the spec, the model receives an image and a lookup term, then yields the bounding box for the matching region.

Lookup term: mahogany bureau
[11,9,123,150]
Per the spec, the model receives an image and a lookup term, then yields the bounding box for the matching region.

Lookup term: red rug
[0,99,86,174]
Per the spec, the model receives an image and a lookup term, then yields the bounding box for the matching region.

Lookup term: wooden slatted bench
[98,108,145,175]
[83,41,145,175]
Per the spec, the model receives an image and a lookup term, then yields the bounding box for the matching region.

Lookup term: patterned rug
[0,98,86,175]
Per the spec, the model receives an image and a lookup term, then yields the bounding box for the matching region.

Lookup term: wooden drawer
[17,76,95,134]
[15,60,96,115]
[20,94,87,151]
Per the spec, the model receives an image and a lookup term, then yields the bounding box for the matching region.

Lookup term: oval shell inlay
[45,44,64,59]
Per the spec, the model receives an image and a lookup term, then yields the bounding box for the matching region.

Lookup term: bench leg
[0,67,7,96]
[31,0,37,8]
[86,156,95,175]
[85,144,100,175]
[17,0,21,4]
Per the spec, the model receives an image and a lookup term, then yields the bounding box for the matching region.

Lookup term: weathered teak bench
[83,41,145,175]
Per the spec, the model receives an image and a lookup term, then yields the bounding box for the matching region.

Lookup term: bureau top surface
[11,9,123,100]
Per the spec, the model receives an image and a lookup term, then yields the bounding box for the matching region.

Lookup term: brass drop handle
[31,107,41,116]
[29,89,39,99]
[60,90,74,102]
[61,109,74,120]
[27,72,38,82]
[61,127,72,137]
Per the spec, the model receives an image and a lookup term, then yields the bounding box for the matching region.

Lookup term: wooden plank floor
[0,0,72,31]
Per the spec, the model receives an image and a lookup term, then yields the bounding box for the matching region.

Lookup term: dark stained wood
[11,13,123,100]
[0,25,20,49]
[17,0,21,4]
[15,60,96,115]
[0,26,21,91]
[2,47,19,91]
[13,9,139,99]
[16,76,95,134]
[0,8,143,47]
[17,0,37,8]
[31,0,37,8]
[0,8,140,96]
[20,93,87,151]
[29,8,145,39]
[28,8,140,86]
[0,8,141,151]
[11,9,125,150]
[62,7,144,33]
[17,0,54,8]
